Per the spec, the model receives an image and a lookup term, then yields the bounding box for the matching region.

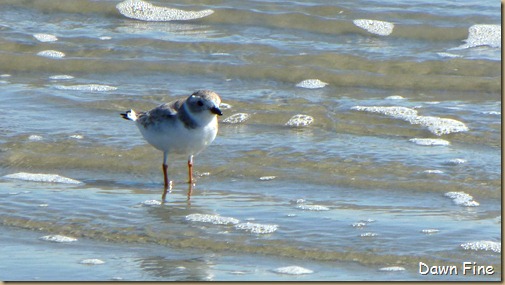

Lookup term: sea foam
[141,200,162,206]
[272,266,314,275]
[409,138,450,146]
[185,213,240,225]
[223,113,250,124]
[49,75,75,80]
[117,0,214,21]
[286,114,314,127]
[80,259,105,265]
[444,191,479,207]
[3,172,83,184]
[259,176,276,181]
[423,170,444,174]
[28,134,43,141]
[39,235,77,243]
[353,19,394,36]
[351,106,469,136]
[459,24,501,49]
[385,95,405,100]
[379,266,406,271]
[53,84,117,92]
[461,241,501,253]
[235,222,278,234]
[296,204,330,211]
[33,33,58,42]
[37,50,65,58]
[219,103,232,110]
[421,229,440,234]
[296,79,328,89]
[445,158,467,165]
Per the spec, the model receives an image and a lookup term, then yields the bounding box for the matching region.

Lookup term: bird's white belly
[138,118,217,156]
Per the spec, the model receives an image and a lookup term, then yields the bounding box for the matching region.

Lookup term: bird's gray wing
[136,98,186,128]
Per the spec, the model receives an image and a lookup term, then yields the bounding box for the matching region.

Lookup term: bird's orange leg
[162,163,169,188]
[161,163,169,201]
[187,155,194,185]
[161,151,171,201]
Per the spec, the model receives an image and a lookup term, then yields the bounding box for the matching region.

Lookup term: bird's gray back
[137,98,185,128]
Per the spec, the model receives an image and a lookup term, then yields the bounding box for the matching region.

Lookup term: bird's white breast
[137,115,218,156]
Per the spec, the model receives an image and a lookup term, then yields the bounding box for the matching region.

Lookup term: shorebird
[121,90,222,198]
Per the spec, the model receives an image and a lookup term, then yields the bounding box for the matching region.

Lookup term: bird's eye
[197,100,204,106]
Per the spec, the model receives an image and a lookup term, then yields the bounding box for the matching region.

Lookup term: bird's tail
[120,109,138,121]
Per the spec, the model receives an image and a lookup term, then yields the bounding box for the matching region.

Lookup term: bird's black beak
[211,106,223,116]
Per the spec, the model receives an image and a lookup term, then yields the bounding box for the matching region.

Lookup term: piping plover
[121,90,222,196]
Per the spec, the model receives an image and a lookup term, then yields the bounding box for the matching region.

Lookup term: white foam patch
[379,266,406,271]
[409,138,450,146]
[423,169,444,174]
[459,24,501,49]
[482,111,501,115]
[3,172,83,184]
[116,0,214,21]
[352,106,417,119]
[444,191,479,207]
[212,52,231,57]
[352,219,375,228]
[296,79,328,89]
[223,113,250,124]
[80,259,105,265]
[28,134,43,141]
[141,199,162,206]
[385,95,405,100]
[461,241,501,253]
[49,75,74,80]
[273,266,314,275]
[259,176,276,181]
[33,33,58,42]
[9,191,29,195]
[37,50,65,58]
[40,235,77,243]
[219,103,232,110]
[352,222,367,228]
[437,52,462,58]
[353,19,394,36]
[410,116,469,136]
[54,84,117,92]
[351,106,469,136]
[69,134,84,139]
[235,222,278,234]
[421,229,440,234]
[99,36,112,40]
[444,158,467,165]
[186,213,239,225]
[296,204,330,211]
[360,232,378,237]
[286,114,314,127]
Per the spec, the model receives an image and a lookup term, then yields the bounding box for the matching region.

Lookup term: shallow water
[0,0,501,281]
